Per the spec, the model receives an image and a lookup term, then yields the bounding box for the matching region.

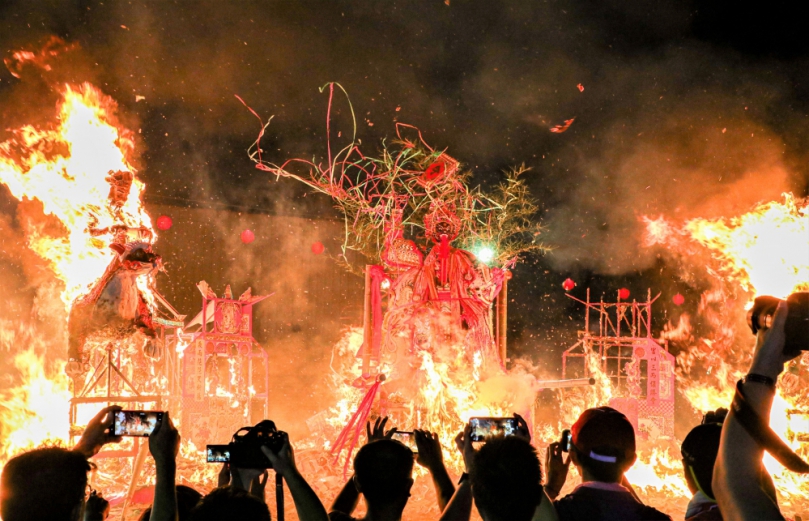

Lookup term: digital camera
[223,420,286,469]
[747,292,809,357]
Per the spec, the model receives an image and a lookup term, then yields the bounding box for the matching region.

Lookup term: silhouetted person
[189,486,270,521]
[330,417,455,521]
[330,439,414,521]
[470,436,552,521]
[547,406,672,521]
[1,447,91,521]
[1,406,126,521]
[681,411,726,520]
[439,419,557,521]
[138,485,203,521]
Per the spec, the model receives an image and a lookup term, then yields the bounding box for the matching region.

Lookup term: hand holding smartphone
[391,431,419,453]
[560,429,572,452]
[113,410,164,437]
[468,417,519,442]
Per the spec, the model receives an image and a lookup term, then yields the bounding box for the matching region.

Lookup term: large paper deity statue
[377,199,507,384]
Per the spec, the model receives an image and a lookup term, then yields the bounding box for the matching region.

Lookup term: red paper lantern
[240,229,255,244]
[618,288,630,300]
[311,241,325,255]
[672,293,685,306]
[562,278,576,292]
[156,215,172,231]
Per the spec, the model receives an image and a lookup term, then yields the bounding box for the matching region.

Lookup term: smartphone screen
[206,444,231,463]
[113,410,163,437]
[561,429,572,452]
[469,417,519,442]
[391,431,418,453]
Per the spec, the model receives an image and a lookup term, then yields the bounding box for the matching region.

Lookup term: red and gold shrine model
[180,282,272,448]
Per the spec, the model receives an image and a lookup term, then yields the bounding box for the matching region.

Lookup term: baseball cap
[571,406,636,464]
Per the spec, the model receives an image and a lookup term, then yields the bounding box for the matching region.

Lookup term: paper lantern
[562,278,576,292]
[311,241,325,255]
[156,215,172,231]
[672,293,685,306]
[241,229,255,244]
[618,288,630,300]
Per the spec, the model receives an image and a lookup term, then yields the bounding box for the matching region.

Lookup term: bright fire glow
[0,83,152,309]
[644,194,809,507]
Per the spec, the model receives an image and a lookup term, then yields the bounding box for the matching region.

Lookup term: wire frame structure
[562,289,676,439]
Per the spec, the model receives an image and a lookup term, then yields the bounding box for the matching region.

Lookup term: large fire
[643,194,809,513]
[0,83,157,485]
[0,78,807,521]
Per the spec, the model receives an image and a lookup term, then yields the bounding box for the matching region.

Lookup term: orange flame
[644,194,809,507]
[0,83,153,309]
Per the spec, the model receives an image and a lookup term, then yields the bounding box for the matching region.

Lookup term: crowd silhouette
[1,302,801,521]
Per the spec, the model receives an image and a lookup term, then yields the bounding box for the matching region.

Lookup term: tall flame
[0,83,153,474]
[644,194,809,509]
[0,83,153,309]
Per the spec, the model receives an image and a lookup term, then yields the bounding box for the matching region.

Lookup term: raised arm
[415,430,455,510]
[713,302,793,521]
[438,426,474,521]
[263,433,329,521]
[73,405,122,459]
[148,412,180,521]
[330,417,398,517]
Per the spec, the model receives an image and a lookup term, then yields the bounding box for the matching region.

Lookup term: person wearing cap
[546,406,672,521]
[681,410,726,521]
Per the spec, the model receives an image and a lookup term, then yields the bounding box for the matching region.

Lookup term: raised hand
[544,441,571,500]
[149,412,180,468]
[366,416,397,443]
[262,432,297,478]
[74,405,122,458]
[82,490,110,521]
[750,301,795,379]
[455,424,476,473]
[513,413,531,442]
[414,430,443,469]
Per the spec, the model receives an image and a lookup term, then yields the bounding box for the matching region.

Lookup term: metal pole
[496,271,511,366]
[361,265,373,378]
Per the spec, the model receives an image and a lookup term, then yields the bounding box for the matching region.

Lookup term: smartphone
[206,444,231,463]
[560,429,572,452]
[391,431,418,453]
[469,417,519,442]
[113,410,164,437]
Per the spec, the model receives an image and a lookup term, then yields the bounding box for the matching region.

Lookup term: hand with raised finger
[74,405,123,458]
[414,430,443,469]
[513,413,531,442]
[544,441,571,500]
[366,416,397,443]
[251,469,269,499]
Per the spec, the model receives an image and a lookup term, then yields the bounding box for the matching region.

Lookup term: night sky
[1,1,808,383]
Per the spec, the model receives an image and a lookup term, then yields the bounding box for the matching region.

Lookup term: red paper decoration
[618,288,630,300]
[156,215,172,231]
[311,241,325,255]
[672,293,685,306]
[240,229,255,244]
[562,278,576,292]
